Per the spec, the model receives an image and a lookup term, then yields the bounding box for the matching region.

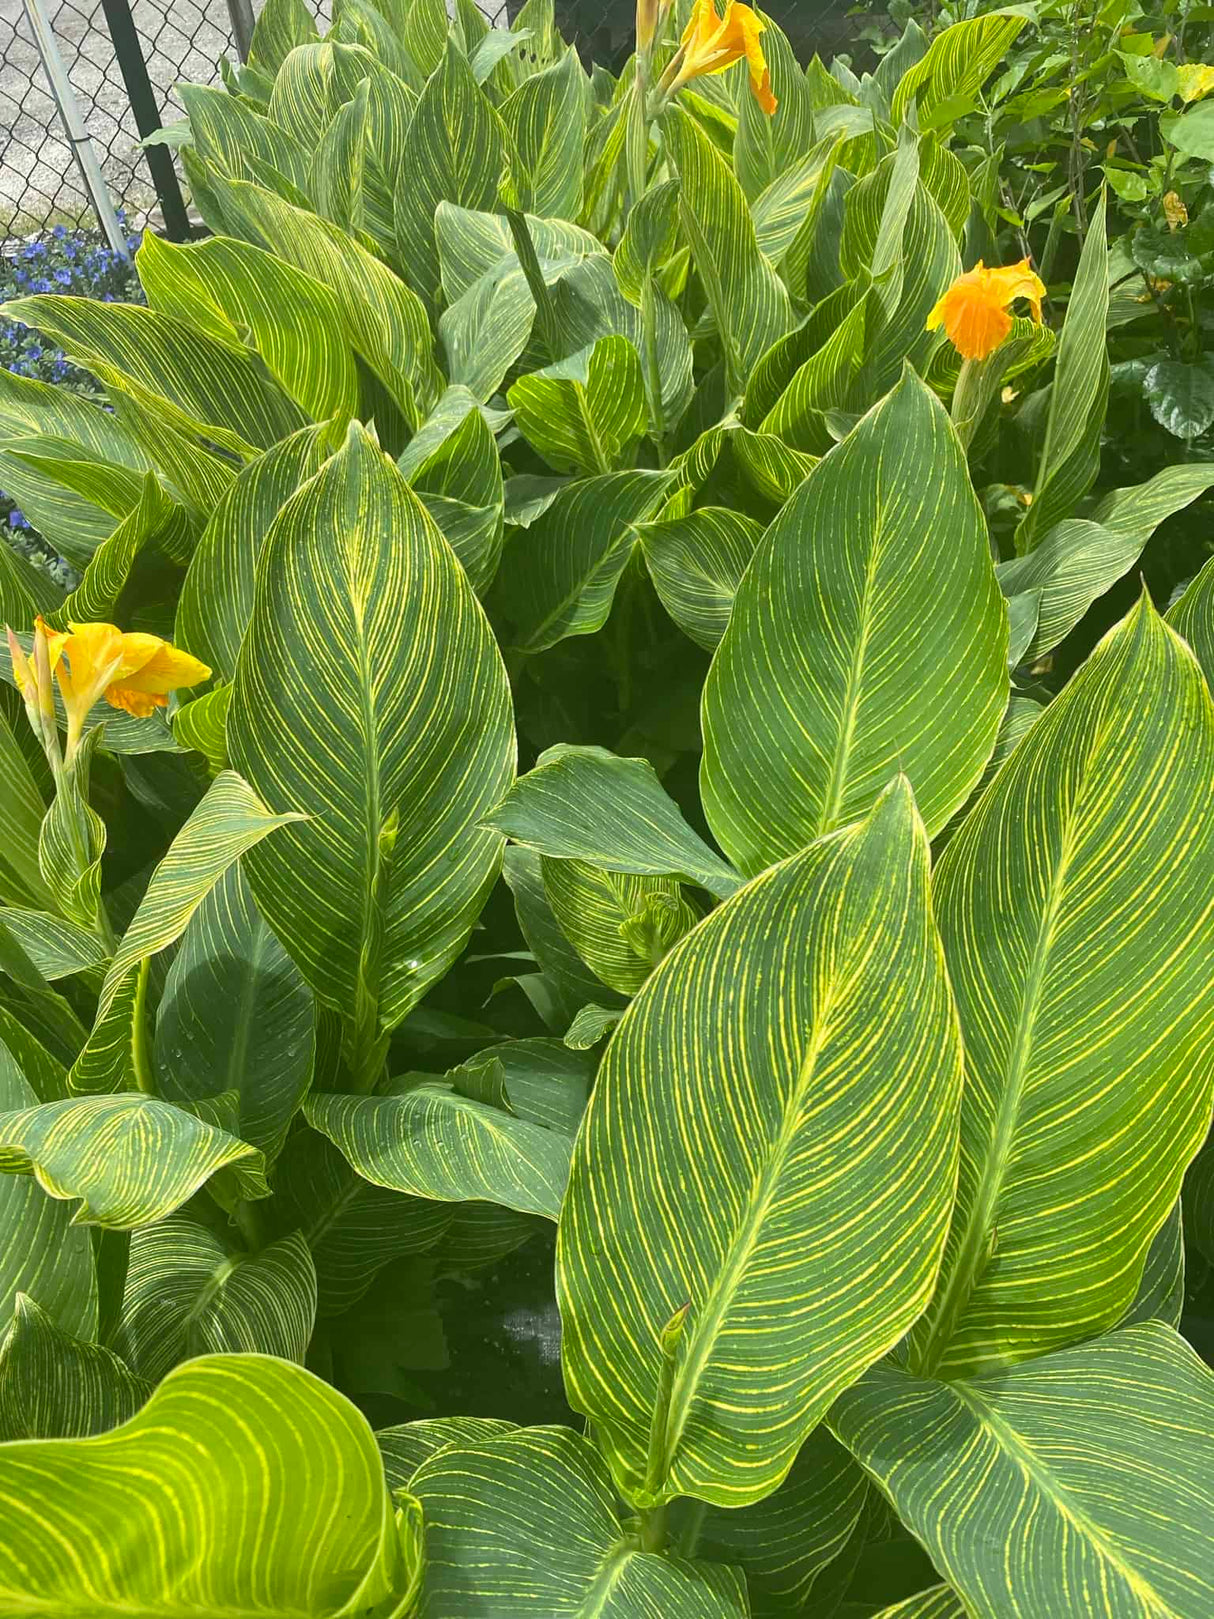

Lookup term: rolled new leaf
[558,777,962,1508]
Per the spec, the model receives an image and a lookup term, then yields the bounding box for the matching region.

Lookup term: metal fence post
[99,0,192,239]
[225,0,256,62]
[22,0,130,256]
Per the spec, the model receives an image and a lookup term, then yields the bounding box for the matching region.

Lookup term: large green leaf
[996,519,1143,661]
[6,295,307,456]
[662,103,793,393]
[0,1353,420,1616]
[733,13,815,202]
[395,37,507,308]
[136,232,359,429]
[227,423,515,1076]
[272,1127,453,1316]
[873,1591,966,1619]
[411,1425,748,1616]
[72,771,303,1096]
[914,597,1214,1378]
[304,1080,573,1219]
[1017,191,1109,551]
[500,45,584,219]
[0,1053,95,1340]
[154,864,314,1161]
[502,846,617,1030]
[198,173,442,430]
[508,336,647,474]
[114,1218,316,1382]
[493,468,674,652]
[0,1293,148,1441]
[0,1094,266,1229]
[557,778,962,1507]
[701,369,1008,876]
[891,11,1026,130]
[483,743,741,899]
[541,857,697,995]
[180,81,311,190]
[682,1427,868,1616]
[1167,552,1214,688]
[639,505,763,652]
[398,387,504,594]
[176,424,331,682]
[833,1323,1214,1619]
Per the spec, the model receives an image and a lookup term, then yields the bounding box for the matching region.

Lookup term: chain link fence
[1,0,857,251]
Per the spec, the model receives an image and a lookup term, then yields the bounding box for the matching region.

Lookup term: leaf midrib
[953,1379,1177,1618]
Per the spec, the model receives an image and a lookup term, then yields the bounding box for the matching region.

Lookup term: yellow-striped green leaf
[154,865,314,1162]
[0,1353,420,1616]
[395,37,507,309]
[0,345,151,474]
[680,1427,868,1615]
[377,1414,515,1489]
[734,13,815,202]
[176,424,331,682]
[273,1127,453,1315]
[0,1055,95,1339]
[997,519,1144,660]
[915,597,1214,1378]
[330,0,418,87]
[227,424,515,1071]
[439,263,537,401]
[136,233,359,430]
[106,388,237,521]
[1089,463,1214,545]
[308,78,369,232]
[891,11,1026,131]
[114,1218,315,1381]
[493,468,674,652]
[873,1591,966,1619]
[501,45,584,220]
[411,1425,749,1617]
[0,439,143,571]
[248,0,318,78]
[47,474,191,629]
[502,846,616,1031]
[508,335,647,474]
[0,1094,265,1229]
[1017,192,1109,552]
[38,730,106,934]
[1119,1199,1184,1330]
[484,743,741,899]
[0,1293,147,1441]
[615,178,681,305]
[639,506,763,651]
[557,778,963,1507]
[730,425,817,503]
[0,910,103,982]
[267,39,375,149]
[304,1082,573,1218]
[0,711,55,913]
[1167,553,1214,688]
[397,388,504,594]
[759,296,869,453]
[833,1322,1214,1619]
[179,82,312,192]
[753,138,841,281]
[702,370,1008,876]
[542,856,698,995]
[200,174,442,430]
[436,203,598,301]
[6,296,306,457]
[73,771,303,1095]
[663,103,793,393]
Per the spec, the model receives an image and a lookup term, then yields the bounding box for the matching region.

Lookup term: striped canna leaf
[914,596,1214,1378]
[558,777,962,1508]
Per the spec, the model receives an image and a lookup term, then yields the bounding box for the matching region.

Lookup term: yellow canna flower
[926,258,1046,362]
[48,618,209,762]
[662,0,777,116]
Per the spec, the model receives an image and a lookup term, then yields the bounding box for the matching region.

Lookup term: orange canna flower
[664,0,777,116]
[926,259,1046,362]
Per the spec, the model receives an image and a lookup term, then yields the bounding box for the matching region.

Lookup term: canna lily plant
[0,0,1212,1615]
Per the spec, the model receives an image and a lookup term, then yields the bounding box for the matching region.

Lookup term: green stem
[644,1301,690,1498]
[506,207,561,365]
[641,277,667,462]
[130,957,155,1094]
[638,1500,668,1554]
